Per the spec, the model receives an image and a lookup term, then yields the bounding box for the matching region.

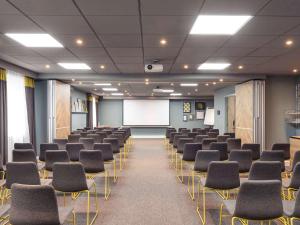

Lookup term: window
[7,70,29,161]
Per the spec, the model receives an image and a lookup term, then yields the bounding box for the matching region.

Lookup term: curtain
[86,93,93,129]
[0,68,8,165]
[25,77,36,150]
[7,70,30,162]
[95,96,99,127]
[92,96,97,128]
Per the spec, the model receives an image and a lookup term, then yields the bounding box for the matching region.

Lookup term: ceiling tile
[0,0,20,14]
[249,47,291,57]
[54,34,102,48]
[32,16,93,34]
[143,35,186,47]
[117,64,145,73]
[175,47,218,63]
[224,35,275,48]
[170,64,199,73]
[184,35,229,48]
[107,48,142,57]
[142,16,196,35]
[0,34,21,47]
[288,25,300,35]
[10,0,79,15]
[79,56,113,64]
[237,56,272,65]
[0,46,39,56]
[33,48,78,62]
[91,63,119,73]
[87,16,140,34]
[100,35,142,47]
[69,47,107,57]
[265,35,300,48]
[0,15,42,33]
[214,47,256,57]
[113,57,143,64]
[144,47,180,58]
[13,55,51,64]
[75,0,138,15]
[141,0,204,15]
[144,57,173,64]
[258,0,300,16]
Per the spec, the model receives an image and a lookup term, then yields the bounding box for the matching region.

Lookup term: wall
[265,76,297,148]
[71,88,87,131]
[214,85,235,134]
[98,99,214,137]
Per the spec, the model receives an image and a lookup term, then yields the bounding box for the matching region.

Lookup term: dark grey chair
[187,132,198,140]
[283,162,300,200]
[198,129,208,135]
[67,134,80,143]
[10,183,75,225]
[79,138,95,150]
[193,150,220,173]
[14,143,33,150]
[207,132,218,138]
[217,135,230,142]
[169,132,180,144]
[45,150,70,172]
[66,143,84,161]
[53,138,68,150]
[39,143,59,161]
[227,138,242,152]
[209,142,228,160]
[103,129,113,135]
[209,129,219,135]
[194,135,209,144]
[284,189,300,224]
[166,128,176,139]
[177,138,194,154]
[202,138,217,150]
[248,161,282,181]
[182,143,202,162]
[224,132,235,138]
[229,150,252,173]
[173,134,188,149]
[80,132,88,137]
[290,151,300,173]
[260,150,285,172]
[87,134,102,143]
[12,149,37,164]
[222,180,283,224]
[103,138,120,154]
[109,134,124,148]
[181,129,191,134]
[272,143,291,160]
[96,132,107,142]
[242,143,260,160]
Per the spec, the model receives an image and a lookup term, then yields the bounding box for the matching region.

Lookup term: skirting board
[132,135,165,139]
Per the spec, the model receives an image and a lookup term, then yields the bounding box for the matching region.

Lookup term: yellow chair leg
[196,184,206,225]
[188,170,195,200]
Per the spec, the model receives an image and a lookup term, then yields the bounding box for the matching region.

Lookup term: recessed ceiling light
[162,89,174,93]
[160,39,167,45]
[102,88,118,92]
[145,78,149,82]
[100,65,105,69]
[188,92,191,95]
[195,89,198,92]
[180,83,198,87]
[219,78,224,82]
[151,93,154,96]
[76,39,83,45]
[170,93,182,96]
[5,33,63,47]
[198,63,231,70]
[213,82,216,85]
[71,79,75,82]
[111,93,124,96]
[94,83,111,86]
[285,39,294,46]
[145,82,149,85]
[118,83,121,86]
[94,88,97,91]
[205,83,209,86]
[184,64,189,69]
[45,64,50,69]
[125,90,128,92]
[293,68,298,73]
[58,63,91,70]
[78,81,82,85]
[170,83,174,86]
[190,15,252,35]
[238,65,244,70]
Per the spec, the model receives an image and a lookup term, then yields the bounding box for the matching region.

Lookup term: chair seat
[283,200,295,217]
[222,200,236,215]
[41,179,52,186]
[58,206,74,224]
[0,204,10,218]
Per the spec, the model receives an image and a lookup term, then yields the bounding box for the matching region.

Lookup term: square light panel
[102,88,118,92]
[111,93,124,96]
[94,83,112,86]
[5,33,63,47]
[58,63,91,70]
[198,63,231,70]
[190,15,252,35]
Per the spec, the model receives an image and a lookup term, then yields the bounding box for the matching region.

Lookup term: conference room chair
[165,128,176,147]
[80,131,88,137]
[39,143,59,162]
[260,150,285,172]
[187,132,198,140]
[68,134,81,143]
[175,138,194,179]
[103,138,123,170]
[192,128,199,133]
[44,150,70,178]
[229,150,253,173]
[284,190,300,225]
[169,132,180,149]
[66,143,84,161]
[188,150,220,200]
[209,129,219,135]
[207,132,218,138]
[247,161,282,181]
[53,138,68,150]
[103,129,113,135]
[202,138,217,150]
[197,161,240,224]
[216,135,230,142]
[283,163,300,200]
[10,183,75,225]
[12,149,37,163]
[242,143,261,160]
[71,130,81,134]
[181,129,191,135]
[288,151,300,174]
[272,143,291,161]
[84,127,91,130]
[87,130,96,134]
[94,143,117,182]
[171,134,188,164]
[209,142,228,161]
[14,142,33,150]
[96,131,107,142]
[221,180,284,225]
[198,129,208,135]
[114,131,129,151]
[52,162,98,225]
[87,133,102,144]
[194,135,209,144]
[227,138,242,152]
[178,128,187,133]
[80,150,111,200]
[109,133,128,160]
[224,132,235,138]
[79,137,95,150]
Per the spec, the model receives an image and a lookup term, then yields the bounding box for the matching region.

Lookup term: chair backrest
[108,134,124,146]
[229,150,253,173]
[205,161,240,189]
[207,132,218,138]
[87,134,102,143]
[52,162,88,192]
[248,161,282,181]
[209,142,228,160]
[66,143,84,161]
[173,134,188,148]
[224,132,235,138]
[242,143,260,160]
[292,151,300,171]
[178,128,187,132]
[53,138,68,150]
[217,135,230,142]
[260,150,285,172]
[227,138,242,152]
[96,132,107,142]
[187,132,198,139]
[169,132,180,143]
[79,137,95,150]
[14,143,33,150]
[10,184,60,225]
[177,138,194,153]
[289,162,300,189]
[233,180,283,220]
[181,129,191,134]
[80,132,88,137]
[166,128,176,138]
[271,143,290,160]
[194,150,220,172]
[12,149,37,163]
[6,162,40,189]
[45,150,70,171]
[39,143,59,161]
[202,138,217,150]
[103,129,113,135]
[194,135,209,144]
[182,143,202,161]
[291,189,300,218]
[103,138,120,153]
[209,129,219,134]
[68,134,80,143]
[198,129,208,135]
[94,143,114,161]
[80,150,105,173]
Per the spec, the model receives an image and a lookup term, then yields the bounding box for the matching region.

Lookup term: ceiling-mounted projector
[145,64,163,73]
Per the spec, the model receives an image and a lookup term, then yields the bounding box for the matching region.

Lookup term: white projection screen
[123,100,170,126]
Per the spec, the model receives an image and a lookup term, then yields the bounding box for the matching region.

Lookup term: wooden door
[226,96,236,133]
